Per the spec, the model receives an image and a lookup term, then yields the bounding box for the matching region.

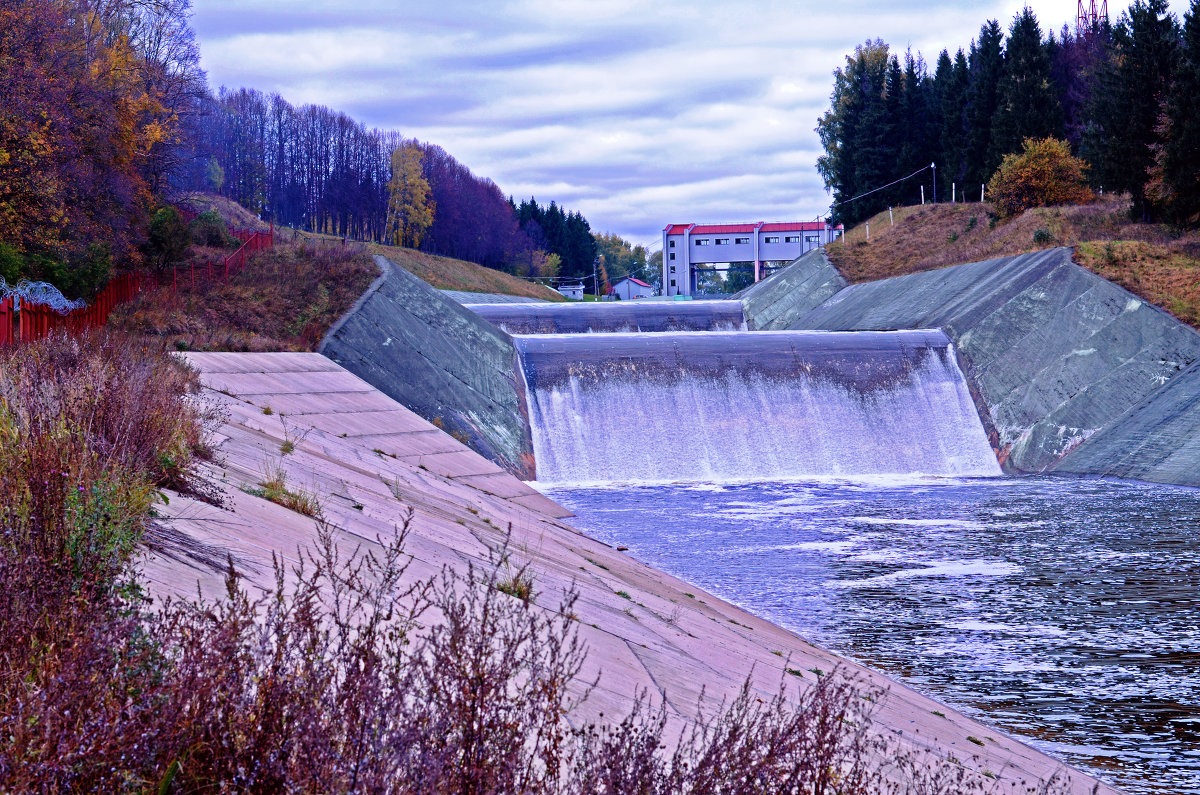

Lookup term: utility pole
[931,163,937,204]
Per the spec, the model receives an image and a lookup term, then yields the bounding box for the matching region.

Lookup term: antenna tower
[1077,0,1109,35]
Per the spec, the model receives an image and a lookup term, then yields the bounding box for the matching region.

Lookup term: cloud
[190,0,1152,243]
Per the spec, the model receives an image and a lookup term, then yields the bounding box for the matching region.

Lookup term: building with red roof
[662,220,843,297]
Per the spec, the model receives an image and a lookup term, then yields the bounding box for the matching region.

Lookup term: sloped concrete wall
[739,248,847,330]
[777,247,1200,477]
[1055,359,1200,485]
[320,255,534,478]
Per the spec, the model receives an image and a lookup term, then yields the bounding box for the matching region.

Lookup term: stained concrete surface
[146,352,1118,795]
[739,248,848,330]
[319,255,534,478]
[746,248,1200,479]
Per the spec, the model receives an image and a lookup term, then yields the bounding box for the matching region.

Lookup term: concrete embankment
[319,255,534,478]
[147,352,1116,795]
[739,247,847,330]
[744,247,1200,481]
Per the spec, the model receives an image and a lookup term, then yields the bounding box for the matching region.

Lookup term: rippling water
[545,477,1200,795]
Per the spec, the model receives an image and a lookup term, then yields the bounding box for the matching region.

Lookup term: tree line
[1,1,622,297]
[818,0,1200,227]
[1,0,205,297]
[178,88,610,279]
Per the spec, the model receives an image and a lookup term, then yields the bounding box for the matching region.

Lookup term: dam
[455,291,1198,795]
[315,253,1200,794]
[517,329,999,483]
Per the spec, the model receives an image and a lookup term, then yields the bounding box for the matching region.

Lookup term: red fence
[2,208,275,347]
[6,273,147,345]
[0,297,13,346]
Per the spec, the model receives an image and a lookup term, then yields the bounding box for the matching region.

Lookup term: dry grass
[1076,240,1200,327]
[111,239,379,351]
[826,195,1200,329]
[368,241,565,300]
[179,192,271,232]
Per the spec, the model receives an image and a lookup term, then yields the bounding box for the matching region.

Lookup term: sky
[191,0,1188,250]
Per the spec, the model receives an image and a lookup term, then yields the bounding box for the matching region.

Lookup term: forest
[818,0,1200,228]
[0,0,611,298]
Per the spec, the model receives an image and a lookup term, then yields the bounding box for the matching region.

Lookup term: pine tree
[965,21,1004,187]
[817,40,891,225]
[1149,0,1200,224]
[937,49,972,199]
[1086,0,1180,220]
[900,52,938,206]
[989,8,1064,172]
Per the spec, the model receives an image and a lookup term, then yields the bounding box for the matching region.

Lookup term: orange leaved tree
[986,138,1094,218]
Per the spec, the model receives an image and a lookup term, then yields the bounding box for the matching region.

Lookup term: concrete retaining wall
[320,255,534,478]
[739,248,847,330]
[745,247,1200,480]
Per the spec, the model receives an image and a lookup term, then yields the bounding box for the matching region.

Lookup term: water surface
[546,477,1200,795]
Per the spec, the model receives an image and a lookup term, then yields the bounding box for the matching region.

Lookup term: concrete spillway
[468,300,747,334]
[517,330,1000,483]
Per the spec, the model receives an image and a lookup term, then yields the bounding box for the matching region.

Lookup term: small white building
[557,283,585,301]
[662,220,844,297]
[608,277,656,300]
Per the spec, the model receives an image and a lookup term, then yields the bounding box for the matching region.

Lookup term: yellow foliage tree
[986,138,1094,218]
[386,144,435,248]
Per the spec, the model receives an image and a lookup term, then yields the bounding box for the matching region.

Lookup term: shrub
[987,138,1094,218]
[146,206,191,268]
[190,209,238,249]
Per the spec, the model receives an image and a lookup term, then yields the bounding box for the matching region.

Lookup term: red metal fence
[1,210,275,347]
[0,297,13,346]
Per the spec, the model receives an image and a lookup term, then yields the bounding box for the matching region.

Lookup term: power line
[832,163,934,209]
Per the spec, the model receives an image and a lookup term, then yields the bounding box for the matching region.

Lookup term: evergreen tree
[989,8,1064,171]
[965,21,1004,187]
[937,49,972,199]
[1149,0,1200,223]
[880,56,906,207]
[900,52,938,206]
[816,40,891,225]
[1085,0,1180,220]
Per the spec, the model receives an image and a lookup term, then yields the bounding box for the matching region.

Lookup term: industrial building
[661,221,843,297]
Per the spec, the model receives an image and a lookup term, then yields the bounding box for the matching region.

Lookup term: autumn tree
[987,137,1094,217]
[386,144,435,248]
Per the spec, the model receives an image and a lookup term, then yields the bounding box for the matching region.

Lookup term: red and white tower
[1077,0,1109,35]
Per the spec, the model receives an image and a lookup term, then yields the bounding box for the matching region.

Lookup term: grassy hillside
[367,241,564,301]
[111,240,378,351]
[826,196,1200,328]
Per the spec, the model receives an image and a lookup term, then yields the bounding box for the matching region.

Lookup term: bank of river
[547,476,1200,795]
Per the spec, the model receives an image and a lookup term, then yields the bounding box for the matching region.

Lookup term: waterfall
[517,330,1000,483]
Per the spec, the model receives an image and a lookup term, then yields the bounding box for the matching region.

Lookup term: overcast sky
[191,0,1187,249]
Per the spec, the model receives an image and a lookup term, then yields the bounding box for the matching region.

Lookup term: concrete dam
[517,329,999,483]
[313,252,1200,791]
[467,299,747,334]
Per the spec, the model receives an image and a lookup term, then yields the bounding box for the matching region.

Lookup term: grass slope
[826,196,1200,328]
[367,241,564,301]
[111,240,378,351]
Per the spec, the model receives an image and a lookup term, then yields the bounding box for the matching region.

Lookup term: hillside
[368,241,564,301]
[826,196,1200,328]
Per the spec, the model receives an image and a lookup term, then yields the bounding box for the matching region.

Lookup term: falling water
[517,330,1000,483]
